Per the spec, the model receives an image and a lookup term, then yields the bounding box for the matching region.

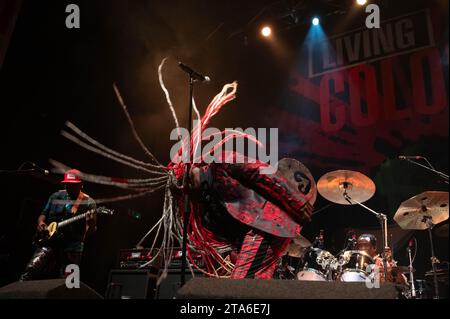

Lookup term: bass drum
[340,269,371,282]
[297,269,327,281]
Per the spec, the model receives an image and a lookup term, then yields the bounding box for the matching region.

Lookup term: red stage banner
[279,6,449,176]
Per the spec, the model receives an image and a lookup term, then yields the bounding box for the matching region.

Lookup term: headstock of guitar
[97,206,114,216]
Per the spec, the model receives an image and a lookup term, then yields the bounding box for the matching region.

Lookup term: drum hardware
[425,268,449,282]
[337,250,375,282]
[296,247,337,282]
[395,154,450,298]
[403,280,429,299]
[425,217,441,299]
[342,193,389,281]
[317,170,390,281]
[280,164,449,298]
[394,191,449,299]
[406,239,417,298]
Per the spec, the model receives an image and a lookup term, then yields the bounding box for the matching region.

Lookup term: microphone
[398,155,424,160]
[178,62,211,83]
[29,162,50,175]
[407,239,414,252]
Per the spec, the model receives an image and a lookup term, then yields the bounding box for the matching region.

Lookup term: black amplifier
[118,248,158,270]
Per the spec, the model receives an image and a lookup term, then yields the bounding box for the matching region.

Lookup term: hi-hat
[317,170,376,205]
[394,191,449,230]
[285,235,311,257]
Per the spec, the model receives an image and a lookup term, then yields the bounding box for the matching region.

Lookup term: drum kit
[276,163,449,299]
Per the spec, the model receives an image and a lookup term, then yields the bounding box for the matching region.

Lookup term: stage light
[261,26,272,37]
[356,0,367,5]
[312,17,320,26]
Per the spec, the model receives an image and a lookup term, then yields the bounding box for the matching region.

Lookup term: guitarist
[20,169,97,281]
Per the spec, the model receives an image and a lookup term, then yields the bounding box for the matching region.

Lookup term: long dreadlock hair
[52,58,262,283]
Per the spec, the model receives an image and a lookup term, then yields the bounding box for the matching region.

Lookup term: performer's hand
[37,223,47,232]
[384,247,393,262]
[85,209,97,235]
[86,209,96,221]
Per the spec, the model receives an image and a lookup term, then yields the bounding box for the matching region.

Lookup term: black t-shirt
[42,190,96,252]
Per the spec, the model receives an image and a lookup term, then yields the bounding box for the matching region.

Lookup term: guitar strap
[71,192,86,215]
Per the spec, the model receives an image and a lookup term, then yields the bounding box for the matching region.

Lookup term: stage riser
[177,278,400,299]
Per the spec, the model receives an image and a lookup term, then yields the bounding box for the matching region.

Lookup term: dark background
[0,0,448,295]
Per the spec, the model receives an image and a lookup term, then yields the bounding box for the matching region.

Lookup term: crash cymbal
[317,170,376,205]
[277,158,317,205]
[394,191,449,230]
[285,235,311,257]
[435,223,449,238]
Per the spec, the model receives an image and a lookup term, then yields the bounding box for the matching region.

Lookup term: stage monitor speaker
[156,269,204,300]
[176,278,400,299]
[106,269,157,299]
[0,279,102,299]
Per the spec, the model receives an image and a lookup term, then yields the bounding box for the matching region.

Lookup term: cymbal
[285,235,311,257]
[394,191,449,230]
[435,223,449,238]
[277,158,317,205]
[317,170,376,205]
[425,269,449,278]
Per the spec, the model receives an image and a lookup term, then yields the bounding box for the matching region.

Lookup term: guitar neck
[57,211,90,228]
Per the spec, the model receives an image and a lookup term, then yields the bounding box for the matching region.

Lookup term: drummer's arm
[374,257,387,282]
[384,247,393,262]
[375,256,397,283]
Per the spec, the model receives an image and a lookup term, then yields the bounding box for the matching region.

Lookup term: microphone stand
[403,158,449,184]
[0,169,40,175]
[0,162,49,176]
[422,216,440,299]
[180,76,195,287]
[406,243,416,298]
